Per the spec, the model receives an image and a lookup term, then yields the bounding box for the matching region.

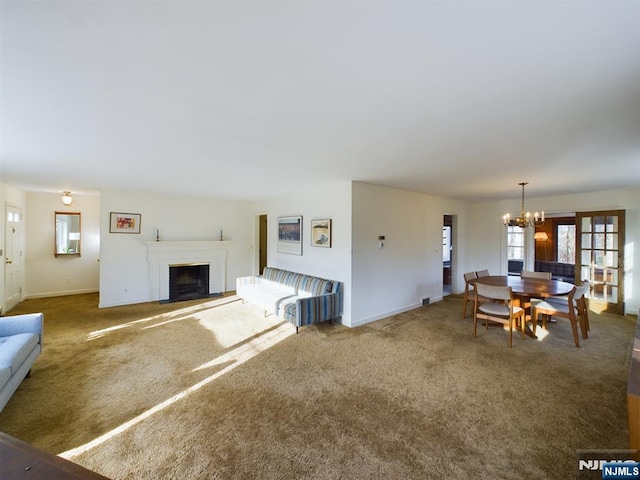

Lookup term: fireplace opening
[168,263,210,303]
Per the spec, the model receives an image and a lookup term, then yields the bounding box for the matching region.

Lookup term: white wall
[98,189,254,307]
[351,182,468,327]
[260,181,353,324]
[25,192,100,298]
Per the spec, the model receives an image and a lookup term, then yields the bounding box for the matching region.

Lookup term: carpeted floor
[0,293,635,479]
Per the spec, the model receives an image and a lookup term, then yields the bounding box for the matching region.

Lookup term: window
[507,225,524,260]
[557,224,576,263]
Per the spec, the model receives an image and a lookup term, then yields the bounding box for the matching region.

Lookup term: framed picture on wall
[277,216,302,255]
[109,212,141,234]
[311,219,332,248]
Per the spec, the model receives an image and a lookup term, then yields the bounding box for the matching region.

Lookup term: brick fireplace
[145,241,229,302]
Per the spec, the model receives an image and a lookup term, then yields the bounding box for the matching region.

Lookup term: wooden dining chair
[544,280,591,331]
[476,269,490,278]
[521,270,552,280]
[531,282,590,347]
[462,271,478,319]
[474,283,525,347]
[519,270,552,322]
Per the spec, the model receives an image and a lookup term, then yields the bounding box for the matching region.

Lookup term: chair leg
[585,310,590,331]
[462,294,469,319]
[578,315,588,340]
[582,298,591,331]
[508,318,513,347]
[541,314,549,330]
[531,314,537,336]
[473,312,478,337]
[570,317,580,347]
[463,294,477,320]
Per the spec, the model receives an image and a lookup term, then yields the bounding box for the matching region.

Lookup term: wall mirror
[55,211,81,257]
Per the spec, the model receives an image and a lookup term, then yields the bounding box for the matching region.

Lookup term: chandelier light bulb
[503,182,545,229]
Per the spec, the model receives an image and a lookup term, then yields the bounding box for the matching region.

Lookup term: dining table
[470,275,575,338]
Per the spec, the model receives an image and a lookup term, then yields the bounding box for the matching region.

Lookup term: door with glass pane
[5,204,22,311]
[576,210,625,314]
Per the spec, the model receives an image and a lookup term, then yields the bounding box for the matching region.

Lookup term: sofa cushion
[239,284,295,315]
[0,333,39,376]
[298,276,333,297]
[0,367,10,387]
[508,260,524,275]
[534,260,575,281]
[262,267,296,287]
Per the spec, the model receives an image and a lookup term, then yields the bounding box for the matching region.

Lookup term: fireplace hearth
[168,263,210,302]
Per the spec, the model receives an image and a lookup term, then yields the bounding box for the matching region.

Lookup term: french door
[576,210,625,314]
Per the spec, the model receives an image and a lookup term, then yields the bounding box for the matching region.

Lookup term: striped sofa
[236,267,343,333]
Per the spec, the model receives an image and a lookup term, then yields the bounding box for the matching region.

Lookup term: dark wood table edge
[0,431,111,480]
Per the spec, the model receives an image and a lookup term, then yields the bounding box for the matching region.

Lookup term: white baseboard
[25,288,99,299]
[349,302,422,328]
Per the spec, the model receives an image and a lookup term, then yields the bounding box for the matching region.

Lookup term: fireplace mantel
[144,241,230,301]
[144,240,230,253]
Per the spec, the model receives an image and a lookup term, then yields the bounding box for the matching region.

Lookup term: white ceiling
[1,1,639,203]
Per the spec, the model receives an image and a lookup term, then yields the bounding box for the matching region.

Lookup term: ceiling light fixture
[503,182,544,228]
[61,191,73,206]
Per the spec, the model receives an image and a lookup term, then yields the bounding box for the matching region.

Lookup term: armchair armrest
[0,313,44,346]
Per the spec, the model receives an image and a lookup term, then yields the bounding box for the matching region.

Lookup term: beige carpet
[0,293,635,479]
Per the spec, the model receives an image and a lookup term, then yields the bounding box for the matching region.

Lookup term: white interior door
[5,204,22,311]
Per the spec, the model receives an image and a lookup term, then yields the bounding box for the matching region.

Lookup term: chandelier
[502,182,544,228]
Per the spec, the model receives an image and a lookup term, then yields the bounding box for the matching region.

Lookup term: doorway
[259,214,267,275]
[443,215,453,296]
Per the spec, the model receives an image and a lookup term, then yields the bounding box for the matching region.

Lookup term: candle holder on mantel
[156,229,160,242]
[219,230,223,241]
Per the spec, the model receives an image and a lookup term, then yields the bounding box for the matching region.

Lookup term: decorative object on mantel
[109,212,142,234]
[311,219,332,248]
[277,216,303,255]
[61,191,73,206]
[502,182,545,228]
[156,228,160,241]
[220,230,223,241]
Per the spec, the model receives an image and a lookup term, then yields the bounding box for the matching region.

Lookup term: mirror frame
[55,211,81,257]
